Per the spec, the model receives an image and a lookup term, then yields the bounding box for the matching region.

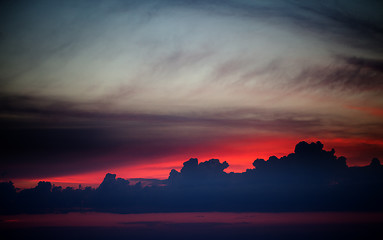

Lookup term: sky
[1,0,383,188]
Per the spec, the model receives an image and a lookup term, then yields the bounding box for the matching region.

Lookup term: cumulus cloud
[253,141,347,171]
[0,0,382,205]
[1,141,382,214]
[0,92,353,179]
[168,158,229,186]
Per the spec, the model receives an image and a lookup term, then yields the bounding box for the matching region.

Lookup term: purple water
[2,212,382,240]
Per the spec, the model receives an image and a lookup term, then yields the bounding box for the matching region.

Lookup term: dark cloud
[290,0,383,52]
[338,55,383,73]
[0,128,122,159]
[1,0,382,205]
[1,141,382,214]
[178,0,383,52]
[168,158,229,187]
[249,141,348,186]
[1,90,382,179]
[98,173,130,192]
[0,92,327,132]
[290,56,383,92]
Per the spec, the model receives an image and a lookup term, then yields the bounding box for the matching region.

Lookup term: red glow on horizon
[11,136,383,189]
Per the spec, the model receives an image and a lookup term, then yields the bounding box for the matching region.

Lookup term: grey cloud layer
[0,92,355,178]
[1,0,383,92]
[1,0,383,178]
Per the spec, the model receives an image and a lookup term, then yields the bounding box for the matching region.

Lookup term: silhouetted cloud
[98,173,130,192]
[169,158,229,187]
[250,141,348,185]
[2,92,357,179]
[1,1,383,218]
[1,0,383,181]
[1,141,382,214]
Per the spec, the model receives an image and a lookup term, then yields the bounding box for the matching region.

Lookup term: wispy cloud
[0,0,382,180]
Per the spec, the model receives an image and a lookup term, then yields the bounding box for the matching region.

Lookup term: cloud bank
[1,141,382,214]
[0,0,383,185]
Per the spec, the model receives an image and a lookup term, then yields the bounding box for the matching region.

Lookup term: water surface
[2,212,382,240]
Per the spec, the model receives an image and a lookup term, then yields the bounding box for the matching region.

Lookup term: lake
[1,212,382,239]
